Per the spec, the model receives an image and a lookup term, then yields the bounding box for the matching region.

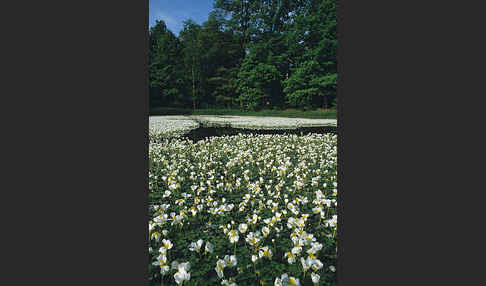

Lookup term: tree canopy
[149,0,337,111]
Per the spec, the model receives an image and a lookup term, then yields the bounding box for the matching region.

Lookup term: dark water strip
[181,126,337,142]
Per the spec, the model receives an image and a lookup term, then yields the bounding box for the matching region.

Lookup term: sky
[149,0,215,36]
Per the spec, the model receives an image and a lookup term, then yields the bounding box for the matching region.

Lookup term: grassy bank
[149,107,337,119]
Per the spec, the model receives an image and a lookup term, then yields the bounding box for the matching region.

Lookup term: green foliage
[284,60,336,109]
[283,0,337,109]
[149,0,338,111]
[149,134,338,285]
[180,20,203,110]
[149,20,186,107]
[236,41,284,110]
[207,67,239,108]
[149,108,337,119]
[149,107,193,116]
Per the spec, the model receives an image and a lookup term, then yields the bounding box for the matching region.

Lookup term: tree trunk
[198,64,202,108]
[192,56,196,111]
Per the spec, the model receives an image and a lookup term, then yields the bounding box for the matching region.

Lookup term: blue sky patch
[149,0,215,35]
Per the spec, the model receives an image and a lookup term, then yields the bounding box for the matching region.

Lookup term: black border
[337,0,344,283]
[4,1,149,285]
[5,0,481,285]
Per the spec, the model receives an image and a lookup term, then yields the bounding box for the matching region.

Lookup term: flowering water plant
[149,133,337,285]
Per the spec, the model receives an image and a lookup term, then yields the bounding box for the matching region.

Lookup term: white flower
[215,259,226,279]
[310,242,323,252]
[249,214,258,224]
[301,257,312,272]
[325,215,337,228]
[271,212,282,223]
[284,251,296,264]
[205,241,214,254]
[228,229,239,243]
[189,239,204,252]
[160,265,170,275]
[329,265,336,272]
[291,246,302,256]
[312,206,322,214]
[221,279,238,286]
[148,132,338,283]
[224,255,237,267]
[152,254,167,266]
[219,225,230,235]
[159,247,167,255]
[280,273,300,286]
[259,246,273,259]
[307,248,318,259]
[245,232,261,246]
[288,276,300,286]
[178,262,190,272]
[311,258,323,271]
[151,231,161,241]
[161,239,173,251]
[287,217,296,229]
[323,199,332,207]
[174,264,190,285]
[262,226,270,237]
[295,218,305,228]
[304,233,316,244]
[238,223,248,233]
[311,272,320,284]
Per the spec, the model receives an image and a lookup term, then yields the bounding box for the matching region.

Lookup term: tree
[237,42,282,110]
[149,20,185,108]
[283,0,337,109]
[214,0,259,51]
[180,20,203,110]
[200,13,244,108]
[148,0,337,111]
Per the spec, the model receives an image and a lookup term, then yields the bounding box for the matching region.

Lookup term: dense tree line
[149,0,337,111]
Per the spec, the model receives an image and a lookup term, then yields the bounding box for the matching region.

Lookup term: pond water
[181,126,337,142]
